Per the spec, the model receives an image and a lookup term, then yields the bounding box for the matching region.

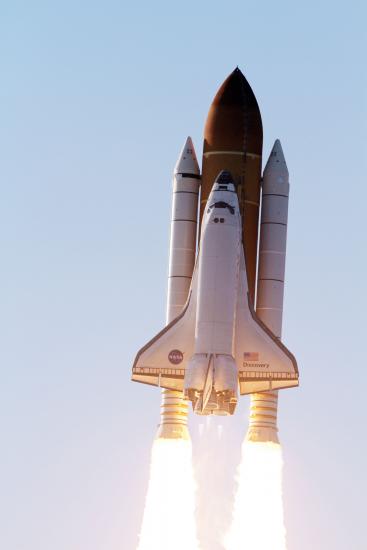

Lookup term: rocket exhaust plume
[224,138,292,550]
[224,139,292,549]
[224,440,287,550]
[137,138,201,549]
[137,437,200,550]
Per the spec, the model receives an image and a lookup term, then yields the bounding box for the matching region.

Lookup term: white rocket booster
[156,137,200,439]
[247,139,291,443]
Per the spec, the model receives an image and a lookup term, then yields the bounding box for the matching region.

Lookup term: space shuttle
[132,170,298,416]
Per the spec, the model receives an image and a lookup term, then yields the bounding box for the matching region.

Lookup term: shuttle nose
[212,170,236,193]
[215,170,234,185]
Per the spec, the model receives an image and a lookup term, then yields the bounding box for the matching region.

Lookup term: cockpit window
[208,201,235,214]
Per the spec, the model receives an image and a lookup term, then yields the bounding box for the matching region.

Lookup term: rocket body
[156,138,200,440]
[247,140,291,443]
[185,174,242,414]
[195,182,241,355]
[131,68,299,419]
[167,139,201,322]
[256,140,290,337]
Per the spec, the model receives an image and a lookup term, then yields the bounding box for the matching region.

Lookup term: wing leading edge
[131,268,197,391]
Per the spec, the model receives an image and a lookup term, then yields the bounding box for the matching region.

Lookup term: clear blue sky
[1,1,366,549]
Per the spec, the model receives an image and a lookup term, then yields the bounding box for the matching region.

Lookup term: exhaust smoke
[137,438,200,550]
[224,440,287,550]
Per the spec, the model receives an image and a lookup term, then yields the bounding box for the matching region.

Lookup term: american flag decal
[243,352,259,361]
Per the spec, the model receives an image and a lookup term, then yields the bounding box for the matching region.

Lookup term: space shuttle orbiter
[132,170,298,415]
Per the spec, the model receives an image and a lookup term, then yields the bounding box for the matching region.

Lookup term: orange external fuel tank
[200,68,263,301]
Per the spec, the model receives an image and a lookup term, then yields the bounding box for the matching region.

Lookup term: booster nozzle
[156,423,190,441]
[156,390,191,441]
[246,392,280,444]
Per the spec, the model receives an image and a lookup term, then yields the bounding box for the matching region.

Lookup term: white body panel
[132,171,298,416]
[256,139,289,337]
[195,189,241,354]
[167,139,200,320]
[248,139,290,442]
[157,137,200,438]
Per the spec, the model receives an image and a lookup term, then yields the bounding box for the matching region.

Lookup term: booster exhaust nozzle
[155,390,191,441]
[156,423,190,441]
[246,392,280,444]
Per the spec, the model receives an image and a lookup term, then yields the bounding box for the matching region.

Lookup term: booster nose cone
[174,136,200,176]
[263,139,289,179]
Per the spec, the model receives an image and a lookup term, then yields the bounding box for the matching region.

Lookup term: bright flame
[137,438,200,550]
[224,441,287,550]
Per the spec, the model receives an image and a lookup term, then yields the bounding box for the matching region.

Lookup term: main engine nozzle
[184,353,238,415]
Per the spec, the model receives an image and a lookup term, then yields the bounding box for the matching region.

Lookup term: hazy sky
[1,1,366,549]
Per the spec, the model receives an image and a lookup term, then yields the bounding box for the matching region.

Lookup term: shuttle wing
[131,267,197,391]
[235,249,299,394]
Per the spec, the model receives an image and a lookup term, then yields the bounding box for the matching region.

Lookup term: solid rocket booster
[167,137,201,322]
[156,137,200,439]
[256,140,289,336]
[201,68,263,301]
[247,140,290,443]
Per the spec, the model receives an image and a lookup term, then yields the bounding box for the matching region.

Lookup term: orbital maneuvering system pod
[131,67,299,421]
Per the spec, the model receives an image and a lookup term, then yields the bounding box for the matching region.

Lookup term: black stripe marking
[259,278,284,283]
[178,173,201,180]
[172,219,197,223]
[174,191,199,195]
[261,222,287,226]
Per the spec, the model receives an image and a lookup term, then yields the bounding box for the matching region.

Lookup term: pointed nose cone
[263,139,289,192]
[204,67,262,152]
[263,139,289,179]
[174,136,200,175]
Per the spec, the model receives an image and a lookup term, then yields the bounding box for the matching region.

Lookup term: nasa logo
[168,349,183,365]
